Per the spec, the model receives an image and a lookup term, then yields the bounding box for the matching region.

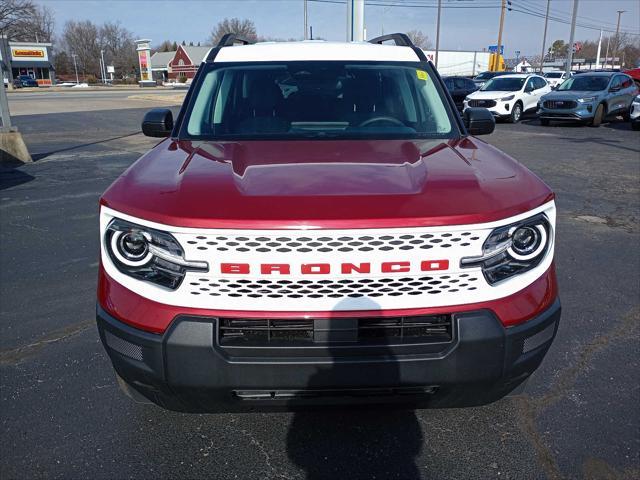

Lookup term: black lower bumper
[96,299,561,412]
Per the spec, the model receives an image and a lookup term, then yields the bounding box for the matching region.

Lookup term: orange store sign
[11,48,47,60]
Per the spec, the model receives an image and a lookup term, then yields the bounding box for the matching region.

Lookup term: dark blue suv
[13,75,39,88]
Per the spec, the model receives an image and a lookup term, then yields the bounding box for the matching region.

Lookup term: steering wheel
[358,116,405,127]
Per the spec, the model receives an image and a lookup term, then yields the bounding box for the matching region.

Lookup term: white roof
[214,41,422,63]
[499,73,536,78]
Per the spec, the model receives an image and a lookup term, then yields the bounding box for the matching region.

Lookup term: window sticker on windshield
[416,69,428,81]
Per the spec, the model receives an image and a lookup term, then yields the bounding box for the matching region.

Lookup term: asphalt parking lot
[1,90,639,480]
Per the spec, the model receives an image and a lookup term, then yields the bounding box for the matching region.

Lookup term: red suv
[97,34,560,412]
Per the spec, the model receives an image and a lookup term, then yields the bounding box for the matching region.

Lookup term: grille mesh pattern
[468,99,497,108]
[183,232,480,253]
[543,100,577,109]
[104,331,144,361]
[188,273,480,299]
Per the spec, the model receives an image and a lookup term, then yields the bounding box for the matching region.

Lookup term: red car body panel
[100,137,553,230]
[97,263,558,334]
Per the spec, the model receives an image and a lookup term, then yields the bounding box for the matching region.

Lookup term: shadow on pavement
[286,298,424,479]
[0,154,35,190]
[30,131,142,161]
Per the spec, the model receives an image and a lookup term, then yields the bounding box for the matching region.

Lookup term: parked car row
[456,71,638,128]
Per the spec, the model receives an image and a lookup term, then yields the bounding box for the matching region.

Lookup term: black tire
[622,109,631,122]
[590,103,605,127]
[540,118,550,126]
[508,102,523,123]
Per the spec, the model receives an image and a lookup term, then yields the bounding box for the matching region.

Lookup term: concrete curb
[1,130,32,164]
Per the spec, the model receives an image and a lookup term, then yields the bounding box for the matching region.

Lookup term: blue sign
[488,45,505,55]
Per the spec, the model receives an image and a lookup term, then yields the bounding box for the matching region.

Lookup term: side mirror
[142,108,173,137]
[609,86,620,92]
[525,84,534,93]
[464,108,495,136]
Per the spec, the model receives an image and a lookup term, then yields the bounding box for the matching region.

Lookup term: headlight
[577,96,596,103]
[461,213,552,285]
[500,94,515,101]
[104,218,208,289]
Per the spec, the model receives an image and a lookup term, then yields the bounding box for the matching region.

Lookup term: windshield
[475,72,493,80]
[183,61,455,140]
[557,76,609,91]
[545,72,563,78]
[481,77,526,92]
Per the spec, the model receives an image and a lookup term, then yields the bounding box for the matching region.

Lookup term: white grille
[187,273,481,299]
[100,201,556,313]
[184,231,481,253]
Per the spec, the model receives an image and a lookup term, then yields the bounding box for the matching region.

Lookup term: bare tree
[406,30,432,49]
[99,22,138,77]
[60,20,101,77]
[209,18,257,45]
[0,0,53,42]
[0,0,33,36]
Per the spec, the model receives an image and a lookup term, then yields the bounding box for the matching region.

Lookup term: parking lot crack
[513,306,640,480]
[0,320,93,366]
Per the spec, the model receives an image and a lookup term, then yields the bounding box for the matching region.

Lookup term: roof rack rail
[216,33,254,48]
[206,33,254,62]
[368,33,414,48]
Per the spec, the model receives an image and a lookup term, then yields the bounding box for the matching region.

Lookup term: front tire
[590,103,605,127]
[508,102,523,123]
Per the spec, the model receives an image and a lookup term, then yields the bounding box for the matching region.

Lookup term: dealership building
[0,37,55,85]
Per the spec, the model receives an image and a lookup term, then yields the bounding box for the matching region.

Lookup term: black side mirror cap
[142,108,174,137]
[464,107,495,136]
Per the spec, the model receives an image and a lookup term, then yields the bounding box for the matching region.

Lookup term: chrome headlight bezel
[461,213,553,285]
[104,218,208,290]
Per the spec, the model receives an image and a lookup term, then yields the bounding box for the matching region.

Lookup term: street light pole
[539,0,551,73]
[614,10,626,69]
[304,0,308,40]
[565,0,579,75]
[100,49,107,84]
[434,0,442,68]
[71,53,79,84]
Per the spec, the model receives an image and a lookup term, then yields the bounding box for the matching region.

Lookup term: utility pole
[539,0,551,73]
[100,49,107,84]
[595,29,602,69]
[71,53,79,84]
[603,36,610,69]
[494,0,506,71]
[614,10,625,69]
[565,0,579,74]
[434,0,442,68]
[304,0,308,40]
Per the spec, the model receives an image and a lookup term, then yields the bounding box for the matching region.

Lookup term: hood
[469,90,515,100]
[542,89,602,100]
[101,138,553,229]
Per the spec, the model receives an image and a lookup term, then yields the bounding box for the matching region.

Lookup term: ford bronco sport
[97,34,560,412]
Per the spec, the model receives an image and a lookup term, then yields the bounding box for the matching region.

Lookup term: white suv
[463,74,551,123]
[544,71,572,89]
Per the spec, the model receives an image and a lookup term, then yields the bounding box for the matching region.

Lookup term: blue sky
[41,0,640,58]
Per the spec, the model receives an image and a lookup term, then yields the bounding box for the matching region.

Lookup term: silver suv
[538,72,638,127]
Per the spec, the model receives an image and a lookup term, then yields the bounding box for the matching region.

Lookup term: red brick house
[168,45,211,80]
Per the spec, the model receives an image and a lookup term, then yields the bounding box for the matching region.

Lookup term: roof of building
[151,51,175,69]
[214,41,421,63]
[180,45,213,63]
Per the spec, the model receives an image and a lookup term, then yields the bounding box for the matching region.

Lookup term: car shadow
[0,153,35,190]
[285,298,424,480]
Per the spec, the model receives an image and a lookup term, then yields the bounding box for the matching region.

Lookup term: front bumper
[537,103,594,122]
[97,297,561,412]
